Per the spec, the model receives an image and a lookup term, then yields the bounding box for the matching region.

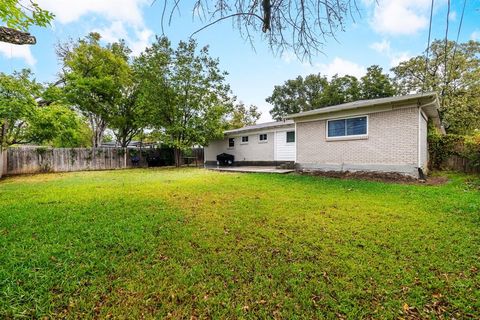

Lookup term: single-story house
[204,92,443,177]
[204,120,296,166]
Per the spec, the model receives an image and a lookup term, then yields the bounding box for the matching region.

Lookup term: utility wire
[441,0,451,104]
[423,0,435,92]
[451,0,467,68]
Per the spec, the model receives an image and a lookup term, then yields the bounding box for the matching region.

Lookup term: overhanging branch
[0,26,36,45]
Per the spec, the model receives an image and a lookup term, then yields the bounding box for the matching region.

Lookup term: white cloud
[93,21,153,56]
[281,51,297,64]
[370,40,390,54]
[0,43,36,66]
[389,52,411,67]
[37,0,149,27]
[307,57,366,79]
[369,39,411,67]
[39,0,153,57]
[471,30,480,41]
[448,11,457,22]
[367,0,432,35]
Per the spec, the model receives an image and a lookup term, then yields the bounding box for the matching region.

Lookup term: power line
[423,0,435,92]
[441,0,451,103]
[452,0,467,64]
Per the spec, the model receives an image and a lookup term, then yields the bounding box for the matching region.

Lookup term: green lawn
[0,169,479,319]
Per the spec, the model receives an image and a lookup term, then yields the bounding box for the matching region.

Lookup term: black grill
[216,153,234,166]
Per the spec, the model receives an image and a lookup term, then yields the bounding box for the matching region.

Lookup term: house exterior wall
[274,130,296,161]
[204,130,278,164]
[295,106,421,176]
[419,111,429,172]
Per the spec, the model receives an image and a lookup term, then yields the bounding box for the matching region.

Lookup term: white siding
[275,130,296,161]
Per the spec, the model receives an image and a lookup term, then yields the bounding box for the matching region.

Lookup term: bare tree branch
[158,0,358,60]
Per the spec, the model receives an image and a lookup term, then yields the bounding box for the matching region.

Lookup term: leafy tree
[105,41,149,148]
[61,33,131,147]
[0,69,40,149]
[267,74,329,121]
[392,40,480,134]
[325,74,361,106]
[136,37,231,166]
[267,65,398,121]
[0,0,54,44]
[158,0,358,59]
[267,73,363,121]
[27,104,91,148]
[227,101,261,129]
[360,65,397,99]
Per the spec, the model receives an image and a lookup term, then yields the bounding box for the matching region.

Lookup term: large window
[241,136,249,143]
[286,131,295,143]
[327,116,367,138]
[259,133,268,142]
[228,138,235,148]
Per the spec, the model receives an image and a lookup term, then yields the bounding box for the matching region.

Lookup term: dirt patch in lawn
[299,170,449,185]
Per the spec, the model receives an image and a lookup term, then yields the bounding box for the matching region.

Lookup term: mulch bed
[299,170,449,185]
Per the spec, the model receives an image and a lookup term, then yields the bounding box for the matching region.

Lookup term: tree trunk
[0,27,36,45]
[173,148,182,167]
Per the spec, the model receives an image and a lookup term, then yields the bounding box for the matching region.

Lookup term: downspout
[417,106,425,180]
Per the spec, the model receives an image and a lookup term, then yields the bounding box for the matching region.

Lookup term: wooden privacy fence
[443,155,480,174]
[5,147,147,175]
[2,146,204,176]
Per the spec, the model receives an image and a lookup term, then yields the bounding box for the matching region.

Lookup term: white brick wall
[296,106,420,174]
[205,131,275,162]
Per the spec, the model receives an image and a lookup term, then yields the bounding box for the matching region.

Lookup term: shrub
[463,132,480,168]
[428,133,464,170]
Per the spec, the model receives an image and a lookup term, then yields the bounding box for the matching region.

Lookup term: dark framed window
[286,131,295,143]
[241,136,249,143]
[327,116,367,138]
[228,138,235,148]
[259,133,268,142]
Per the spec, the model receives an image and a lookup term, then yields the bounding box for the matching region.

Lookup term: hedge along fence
[5,147,149,176]
[428,132,480,173]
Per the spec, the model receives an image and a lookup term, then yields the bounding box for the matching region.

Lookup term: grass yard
[0,168,479,319]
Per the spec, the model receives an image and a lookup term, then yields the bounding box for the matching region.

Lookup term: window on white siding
[228,138,235,148]
[286,131,295,143]
[259,133,268,142]
[241,136,249,143]
[327,116,367,138]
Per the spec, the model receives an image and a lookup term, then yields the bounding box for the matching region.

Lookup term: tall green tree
[0,0,54,44]
[136,37,231,166]
[61,33,131,147]
[227,101,261,129]
[325,75,361,106]
[267,66,398,121]
[0,69,40,149]
[106,41,148,148]
[267,74,330,121]
[392,40,480,134]
[360,65,397,99]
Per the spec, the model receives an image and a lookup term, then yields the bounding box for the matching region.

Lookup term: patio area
[206,166,295,174]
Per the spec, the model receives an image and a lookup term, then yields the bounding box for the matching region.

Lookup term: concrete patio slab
[207,166,294,174]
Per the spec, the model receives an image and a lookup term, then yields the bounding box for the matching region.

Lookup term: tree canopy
[135,37,231,165]
[61,33,132,147]
[392,40,480,134]
[226,101,261,129]
[267,65,396,121]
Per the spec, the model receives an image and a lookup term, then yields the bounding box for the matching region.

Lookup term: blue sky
[1,0,479,121]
